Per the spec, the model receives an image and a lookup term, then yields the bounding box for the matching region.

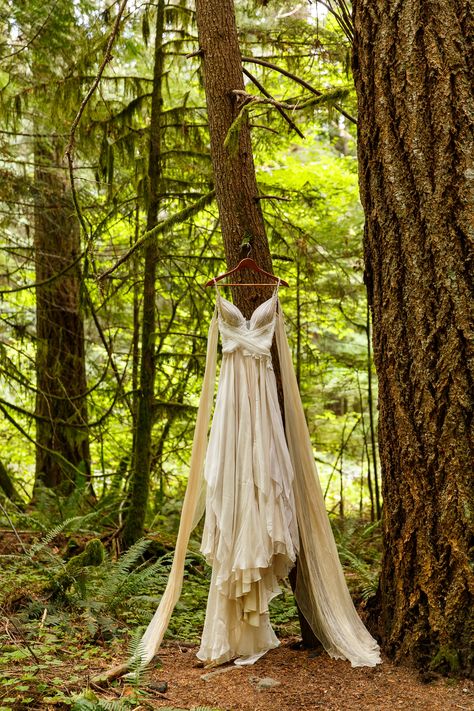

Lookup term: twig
[242,67,304,139]
[82,284,133,417]
[255,194,290,202]
[39,607,48,630]
[318,0,354,41]
[0,501,28,555]
[64,0,128,257]
[65,0,128,161]
[3,616,40,663]
[232,89,349,114]
[0,250,85,295]
[0,401,87,485]
[2,1,59,59]
[241,55,357,125]
[98,190,215,280]
[92,661,131,685]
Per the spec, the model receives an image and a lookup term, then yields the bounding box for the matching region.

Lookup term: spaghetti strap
[271,278,281,313]
[213,278,222,315]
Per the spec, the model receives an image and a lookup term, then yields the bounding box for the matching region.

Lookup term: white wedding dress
[136,285,381,669]
[198,285,299,664]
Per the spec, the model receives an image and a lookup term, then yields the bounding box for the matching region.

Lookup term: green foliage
[331,519,381,601]
[0,2,385,701]
[0,510,382,707]
[0,0,374,523]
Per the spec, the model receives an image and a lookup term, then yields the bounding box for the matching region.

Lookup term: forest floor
[89,639,474,711]
[1,528,473,711]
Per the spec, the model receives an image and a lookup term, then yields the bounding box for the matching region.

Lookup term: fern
[71,695,133,711]
[337,546,379,600]
[97,538,150,606]
[29,521,69,555]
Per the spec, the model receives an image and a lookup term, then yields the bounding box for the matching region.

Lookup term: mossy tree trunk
[0,459,22,502]
[195,0,319,648]
[352,0,474,675]
[33,140,90,496]
[122,0,165,548]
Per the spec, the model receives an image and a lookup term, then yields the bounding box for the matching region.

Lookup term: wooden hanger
[205,256,288,287]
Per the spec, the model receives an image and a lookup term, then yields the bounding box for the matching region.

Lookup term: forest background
[0,0,472,708]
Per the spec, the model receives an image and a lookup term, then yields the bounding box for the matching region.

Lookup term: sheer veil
[275,308,381,667]
[136,302,380,668]
[137,311,218,665]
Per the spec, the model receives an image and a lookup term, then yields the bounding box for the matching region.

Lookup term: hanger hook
[240,241,252,258]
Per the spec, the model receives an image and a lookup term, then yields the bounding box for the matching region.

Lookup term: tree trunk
[34,140,90,496]
[0,459,22,502]
[352,0,474,675]
[195,0,319,648]
[122,0,165,548]
[195,0,274,318]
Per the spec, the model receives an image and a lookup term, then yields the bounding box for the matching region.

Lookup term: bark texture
[0,459,22,502]
[34,141,90,495]
[352,0,474,674]
[122,0,165,548]
[195,0,274,318]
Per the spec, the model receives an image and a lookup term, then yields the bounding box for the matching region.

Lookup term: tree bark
[195,0,274,318]
[0,459,22,502]
[352,0,474,675]
[33,140,90,496]
[122,0,165,548]
[195,0,319,648]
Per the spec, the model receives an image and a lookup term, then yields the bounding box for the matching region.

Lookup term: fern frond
[97,538,150,606]
[116,538,151,575]
[30,517,80,555]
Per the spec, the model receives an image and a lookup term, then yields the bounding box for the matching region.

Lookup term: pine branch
[0,251,85,295]
[241,56,357,125]
[1,2,57,60]
[318,0,354,41]
[65,0,129,261]
[231,87,352,113]
[98,190,216,280]
[242,67,305,139]
[0,401,89,485]
[65,0,129,160]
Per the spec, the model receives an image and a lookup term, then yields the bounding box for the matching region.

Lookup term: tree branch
[241,55,357,125]
[98,190,216,280]
[242,67,305,139]
[64,0,129,259]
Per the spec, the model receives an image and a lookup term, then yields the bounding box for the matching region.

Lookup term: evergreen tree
[352,0,473,674]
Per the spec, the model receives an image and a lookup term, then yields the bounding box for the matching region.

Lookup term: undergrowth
[0,503,381,711]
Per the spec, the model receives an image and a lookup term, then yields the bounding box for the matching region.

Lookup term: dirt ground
[107,639,474,711]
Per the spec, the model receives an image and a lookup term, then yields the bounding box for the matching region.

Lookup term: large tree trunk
[195,0,319,648]
[122,0,165,548]
[352,0,474,675]
[34,140,90,496]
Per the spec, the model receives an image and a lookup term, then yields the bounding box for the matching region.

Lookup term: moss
[54,538,106,599]
[64,538,105,574]
[429,647,460,674]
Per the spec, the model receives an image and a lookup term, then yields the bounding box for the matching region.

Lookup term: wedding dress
[137,284,381,668]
